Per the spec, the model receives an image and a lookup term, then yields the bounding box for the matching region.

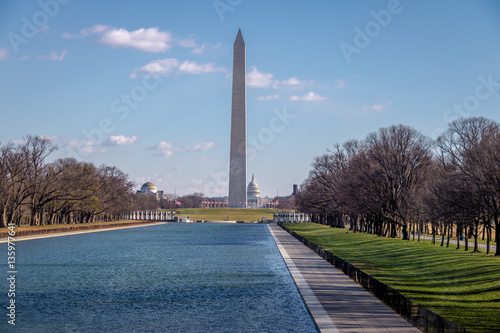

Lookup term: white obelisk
[228,29,247,208]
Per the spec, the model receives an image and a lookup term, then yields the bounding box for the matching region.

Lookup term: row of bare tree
[297,117,500,255]
[0,136,135,227]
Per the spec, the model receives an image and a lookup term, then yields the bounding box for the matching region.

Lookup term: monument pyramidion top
[234,28,245,45]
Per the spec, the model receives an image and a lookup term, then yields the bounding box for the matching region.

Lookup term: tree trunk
[495,218,500,256]
[441,224,446,246]
[402,222,409,240]
[486,225,490,255]
[473,219,480,253]
[464,225,469,252]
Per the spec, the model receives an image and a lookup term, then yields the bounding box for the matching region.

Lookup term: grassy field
[175,208,276,222]
[284,223,500,333]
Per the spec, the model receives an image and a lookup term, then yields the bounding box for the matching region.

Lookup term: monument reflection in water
[5,223,318,332]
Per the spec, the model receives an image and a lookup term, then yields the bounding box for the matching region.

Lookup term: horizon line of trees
[296,117,500,256]
[0,135,138,227]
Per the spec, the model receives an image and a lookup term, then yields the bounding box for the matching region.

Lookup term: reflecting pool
[1,223,318,332]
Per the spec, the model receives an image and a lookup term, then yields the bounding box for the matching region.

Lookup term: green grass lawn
[284,223,500,333]
[176,208,276,222]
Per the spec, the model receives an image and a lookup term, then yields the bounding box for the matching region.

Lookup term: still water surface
[2,223,318,332]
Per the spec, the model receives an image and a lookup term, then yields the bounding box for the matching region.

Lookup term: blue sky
[1,0,499,197]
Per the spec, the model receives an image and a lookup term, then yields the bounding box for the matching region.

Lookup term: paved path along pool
[268,224,420,333]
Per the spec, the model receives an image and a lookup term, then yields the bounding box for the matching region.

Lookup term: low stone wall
[273,212,310,223]
[278,222,467,333]
[126,211,175,221]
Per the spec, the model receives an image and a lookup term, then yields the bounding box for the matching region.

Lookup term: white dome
[247,174,260,198]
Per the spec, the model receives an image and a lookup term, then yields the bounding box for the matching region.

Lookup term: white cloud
[0,48,9,60]
[257,94,279,101]
[281,77,302,86]
[131,58,226,77]
[247,66,274,88]
[17,55,31,61]
[178,60,225,75]
[105,135,137,146]
[362,101,392,111]
[38,50,68,61]
[151,141,176,158]
[99,27,172,52]
[246,68,313,90]
[336,79,345,88]
[290,92,327,101]
[64,25,172,53]
[132,58,180,77]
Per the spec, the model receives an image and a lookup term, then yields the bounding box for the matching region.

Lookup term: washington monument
[228,29,247,208]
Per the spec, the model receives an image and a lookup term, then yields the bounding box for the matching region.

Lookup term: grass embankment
[0,220,156,238]
[176,208,275,222]
[284,223,500,333]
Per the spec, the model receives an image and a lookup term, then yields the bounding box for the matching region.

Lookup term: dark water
[1,223,318,332]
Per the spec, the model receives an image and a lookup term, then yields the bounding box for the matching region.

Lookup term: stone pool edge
[267,224,340,333]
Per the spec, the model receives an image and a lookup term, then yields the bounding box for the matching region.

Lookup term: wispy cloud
[336,79,345,88]
[63,24,110,39]
[131,58,226,77]
[66,139,106,154]
[177,38,197,48]
[191,43,208,55]
[38,50,68,61]
[185,142,214,151]
[274,76,314,89]
[150,141,215,158]
[257,94,279,101]
[290,92,327,102]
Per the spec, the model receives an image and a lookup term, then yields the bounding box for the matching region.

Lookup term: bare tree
[437,117,500,254]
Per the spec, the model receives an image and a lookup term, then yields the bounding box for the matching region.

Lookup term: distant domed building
[137,182,167,200]
[247,174,261,205]
[140,182,157,194]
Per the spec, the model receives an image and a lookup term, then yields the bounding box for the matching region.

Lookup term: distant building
[137,182,167,201]
[247,174,261,205]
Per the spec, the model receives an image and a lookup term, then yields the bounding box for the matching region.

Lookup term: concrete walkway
[268,224,420,333]
[0,222,167,243]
